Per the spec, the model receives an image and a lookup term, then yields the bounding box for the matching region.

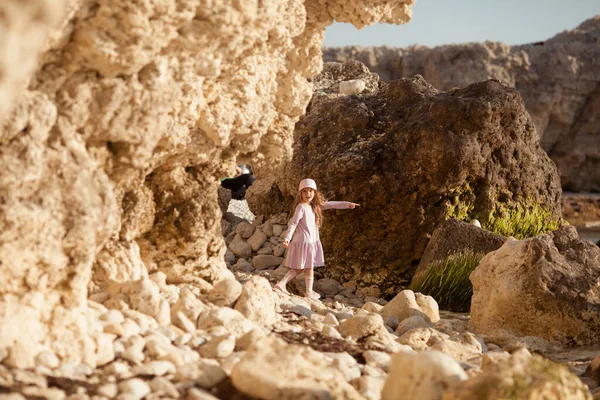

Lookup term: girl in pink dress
[274,178,359,299]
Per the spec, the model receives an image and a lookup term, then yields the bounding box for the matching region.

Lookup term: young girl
[274,178,359,299]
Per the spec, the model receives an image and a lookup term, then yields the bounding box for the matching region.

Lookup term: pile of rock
[2,211,599,398]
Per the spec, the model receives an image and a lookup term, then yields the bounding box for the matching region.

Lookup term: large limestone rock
[252,62,562,294]
[442,349,592,399]
[324,16,600,192]
[0,0,73,120]
[470,226,600,346]
[231,336,364,399]
[381,350,467,400]
[0,1,415,364]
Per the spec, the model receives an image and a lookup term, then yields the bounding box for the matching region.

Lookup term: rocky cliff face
[0,0,415,366]
[323,16,600,192]
[250,61,563,295]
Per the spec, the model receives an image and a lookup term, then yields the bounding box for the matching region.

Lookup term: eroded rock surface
[324,16,600,192]
[470,226,600,346]
[0,0,415,365]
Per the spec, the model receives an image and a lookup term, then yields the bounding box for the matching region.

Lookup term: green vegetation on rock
[444,187,565,239]
[410,250,484,312]
[482,202,566,239]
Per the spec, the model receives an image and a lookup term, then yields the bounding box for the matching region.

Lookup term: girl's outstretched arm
[283,204,305,247]
[322,201,360,210]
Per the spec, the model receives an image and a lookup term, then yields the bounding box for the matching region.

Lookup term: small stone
[174,311,197,334]
[118,378,151,400]
[338,313,387,341]
[251,255,284,270]
[187,387,220,400]
[322,325,343,339]
[149,376,180,398]
[386,315,400,330]
[235,222,255,239]
[272,224,283,237]
[247,229,268,251]
[323,313,339,326]
[208,279,243,307]
[272,244,286,257]
[339,79,366,95]
[174,360,227,389]
[363,350,391,371]
[396,315,433,335]
[228,234,253,258]
[100,309,125,324]
[97,383,118,398]
[314,279,344,296]
[35,351,60,369]
[224,249,237,265]
[198,334,236,359]
[381,350,467,399]
[362,302,383,313]
[352,375,386,400]
[132,360,176,376]
[470,219,482,228]
[236,329,266,351]
[122,335,145,365]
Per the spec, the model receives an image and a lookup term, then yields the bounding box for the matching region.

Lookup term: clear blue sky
[323,1,600,47]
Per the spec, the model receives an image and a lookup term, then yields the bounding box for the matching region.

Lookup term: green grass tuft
[410,250,485,312]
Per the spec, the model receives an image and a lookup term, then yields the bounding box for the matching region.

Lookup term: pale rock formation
[442,349,592,399]
[234,276,277,327]
[324,16,600,192]
[338,312,388,341]
[381,290,439,324]
[430,332,484,362]
[231,336,364,399]
[207,279,243,308]
[0,0,415,363]
[381,350,467,400]
[470,226,600,345]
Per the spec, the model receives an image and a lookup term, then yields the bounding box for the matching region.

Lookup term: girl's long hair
[291,189,326,227]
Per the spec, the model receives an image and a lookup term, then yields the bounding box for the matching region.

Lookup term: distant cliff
[324,16,600,193]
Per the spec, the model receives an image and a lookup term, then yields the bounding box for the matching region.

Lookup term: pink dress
[283,201,354,270]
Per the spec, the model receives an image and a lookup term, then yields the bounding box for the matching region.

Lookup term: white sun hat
[298,178,317,191]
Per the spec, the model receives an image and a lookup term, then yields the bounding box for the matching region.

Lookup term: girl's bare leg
[304,268,320,299]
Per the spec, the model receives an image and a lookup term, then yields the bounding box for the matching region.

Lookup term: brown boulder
[324,16,600,192]
[256,63,562,295]
[470,226,600,346]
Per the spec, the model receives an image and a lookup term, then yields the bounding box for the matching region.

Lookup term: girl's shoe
[273,283,290,295]
[305,290,321,300]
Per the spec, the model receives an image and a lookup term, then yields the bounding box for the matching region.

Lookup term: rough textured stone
[234,276,277,326]
[382,350,467,400]
[0,0,416,362]
[324,16,600,192]
[251,66,562,294]
[381,290,435,324]
[442,349,592,400]
[207,279,243,308]
[231,336,364,399]
[412,218,507,284]
[470,225,600,345]
[251,255,284,270]
[338,313,387,341]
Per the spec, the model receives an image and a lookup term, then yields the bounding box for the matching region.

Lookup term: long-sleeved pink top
[284,201,354,244]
